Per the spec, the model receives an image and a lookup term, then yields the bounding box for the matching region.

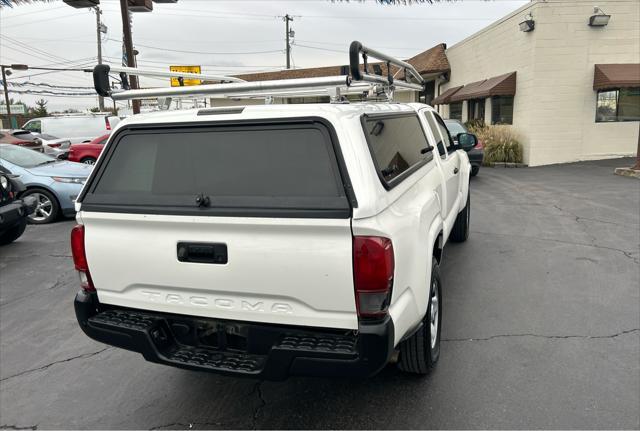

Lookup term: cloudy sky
[0,0,528,111]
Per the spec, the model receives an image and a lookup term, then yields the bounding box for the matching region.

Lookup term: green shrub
[467,124,523,164]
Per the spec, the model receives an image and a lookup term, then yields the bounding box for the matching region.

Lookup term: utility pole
[119,0,140,114]
[95,6,105,111]
[284,14,293,69]
[1,66,12,128]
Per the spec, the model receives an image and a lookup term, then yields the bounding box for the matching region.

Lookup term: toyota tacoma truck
[71,101,477,380]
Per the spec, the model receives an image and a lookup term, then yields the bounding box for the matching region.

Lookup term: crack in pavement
[472,230,640,264]
[551,204,627,227]
[442,328,640,342]
[149,421,223,430]
[0,348,111,382]
[0,254,71,260]
[251,381,266,430]
[0,277,73,308]
[0,425,38,430]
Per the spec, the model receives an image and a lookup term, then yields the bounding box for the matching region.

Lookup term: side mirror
[456,133,478,152]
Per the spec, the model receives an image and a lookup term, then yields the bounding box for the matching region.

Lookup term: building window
[492,96,514,124]
[449,102,463,120]
[596,88,640,122]
[468,99,485,124]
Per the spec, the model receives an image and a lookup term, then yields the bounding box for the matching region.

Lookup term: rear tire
[0,219,27,245]
[471,166,479,176]
[80,157,96,165]
[450,193,470,243]
[397,258,442,374]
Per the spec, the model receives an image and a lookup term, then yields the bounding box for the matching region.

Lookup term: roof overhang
[449,71,517,103]
[593,64,640,91]
[432,85,463,105]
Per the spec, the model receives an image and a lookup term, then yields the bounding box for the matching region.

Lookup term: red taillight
[105,117,111,130]
[476,139,484,150]
[353,236,394,318]
[48,143,61,148]
[71,225,95,291]
[15,140,30,146]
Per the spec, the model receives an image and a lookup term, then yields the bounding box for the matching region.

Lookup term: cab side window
[433,113,456,152]
[24,120,41,134]
[424,112,448,159]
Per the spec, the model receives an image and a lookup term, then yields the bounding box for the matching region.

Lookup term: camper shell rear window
[79,118,355,218]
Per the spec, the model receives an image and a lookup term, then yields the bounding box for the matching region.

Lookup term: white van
[23,114,120,144]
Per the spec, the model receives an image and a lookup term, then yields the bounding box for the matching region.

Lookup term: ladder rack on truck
[89,41,426,104]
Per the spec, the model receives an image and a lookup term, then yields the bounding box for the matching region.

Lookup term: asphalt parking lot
[1,157,638,430]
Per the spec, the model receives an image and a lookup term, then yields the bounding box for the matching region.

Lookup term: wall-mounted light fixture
[589,7,611,27]
[519,13,535,32]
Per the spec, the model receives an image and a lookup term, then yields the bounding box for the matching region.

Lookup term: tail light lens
[105,117,111,130]
[71,225,95,291]
[476,139,484,150]
[48,143,61,148]
[353,236,394,318]
[15,141,30,146]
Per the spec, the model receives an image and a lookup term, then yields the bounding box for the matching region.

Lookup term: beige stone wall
[441,0,640,166]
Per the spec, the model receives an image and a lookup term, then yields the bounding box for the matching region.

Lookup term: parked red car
[67,134,109,165]
[0,129,45,153]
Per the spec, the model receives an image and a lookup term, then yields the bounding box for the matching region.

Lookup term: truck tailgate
[81,212,357,329]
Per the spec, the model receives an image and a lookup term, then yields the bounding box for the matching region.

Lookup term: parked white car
[22,114,120,144]
[37,133,71,158]
[72,102,477,380]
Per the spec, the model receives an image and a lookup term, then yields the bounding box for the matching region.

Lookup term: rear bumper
[74,290,394,380]
[0,197,36,231]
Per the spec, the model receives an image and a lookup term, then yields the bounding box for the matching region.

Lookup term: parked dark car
[0,167,36,245]
[0,129,45,153]
[444,120,484,176]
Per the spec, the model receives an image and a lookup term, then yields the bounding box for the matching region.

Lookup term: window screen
[364,114,432,186]
[83,122,351,217]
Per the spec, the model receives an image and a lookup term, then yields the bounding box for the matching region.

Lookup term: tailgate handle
[177,242,228,264]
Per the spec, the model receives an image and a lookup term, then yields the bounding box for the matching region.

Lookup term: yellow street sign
[170,65,202,87]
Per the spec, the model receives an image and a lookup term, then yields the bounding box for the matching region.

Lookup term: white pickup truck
[71,101,476,380]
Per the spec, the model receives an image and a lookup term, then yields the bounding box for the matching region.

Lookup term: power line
[7,88,97,97]
[0,4,67,19]
[1,12,85,29]
[5,81,94,90]
[295,39,427,51]
[299,15,503,21]
[102,55,283,69]
[0,34,73,64]
[106,38,283,56]
[5,64,95,81]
